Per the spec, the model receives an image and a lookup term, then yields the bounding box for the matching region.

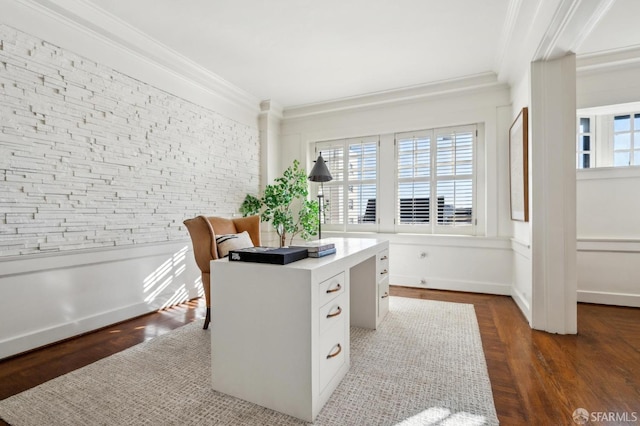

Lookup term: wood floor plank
[1,288,639,426]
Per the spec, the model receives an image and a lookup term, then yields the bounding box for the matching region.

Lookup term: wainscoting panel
[0,241,201,359]
[577,239,640,308]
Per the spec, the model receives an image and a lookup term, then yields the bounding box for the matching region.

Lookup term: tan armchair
[183,215,261,329]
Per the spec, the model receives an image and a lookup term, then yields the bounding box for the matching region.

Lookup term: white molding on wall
[0,240,202,359]
[577,238,640,253]
[511,238,531,258]
[511,286,532,323]
[283,73,508,120]
[0,301,150,359]
[324,232,512,251]
[493,0,523,74]
[392,276,511,296]
[577,45,640,74]
[577,166,640,181]
[533,0,615,62]
[6,0,260,125]
[578,290,640,308]
[0,239,192,277]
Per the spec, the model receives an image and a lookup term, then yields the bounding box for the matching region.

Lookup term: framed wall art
[509,107,529,222]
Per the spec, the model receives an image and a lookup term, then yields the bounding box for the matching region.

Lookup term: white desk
[210,237,389,422]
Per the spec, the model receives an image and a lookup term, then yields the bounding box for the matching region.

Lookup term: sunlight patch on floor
[394,407,487,426]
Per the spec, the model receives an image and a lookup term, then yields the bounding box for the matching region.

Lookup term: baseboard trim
[578,290,640,308]
[0,302,152,360]
[392,275,511,296]
[511,287,532,323]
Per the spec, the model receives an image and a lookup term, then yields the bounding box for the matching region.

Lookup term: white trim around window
[395,124,477,235]
[312,123,480,236]
[314,136,379,232]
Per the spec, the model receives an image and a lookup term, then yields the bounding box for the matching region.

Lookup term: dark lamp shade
[308,155,333,182]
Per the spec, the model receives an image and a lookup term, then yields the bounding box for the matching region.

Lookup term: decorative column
[258,100,282,190]
[530,53,577,334]
[258,100,282,246]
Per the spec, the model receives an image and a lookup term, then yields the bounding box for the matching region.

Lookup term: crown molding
[533,0,615,61]
[12,0,260,118]
[577,44,640,73]
[494,0,524,74]
[283,73,507,120]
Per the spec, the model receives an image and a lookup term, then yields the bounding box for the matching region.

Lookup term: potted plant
[240,160,319,247]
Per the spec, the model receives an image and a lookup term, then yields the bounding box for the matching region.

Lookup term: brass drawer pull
[326,343,342,359]
[380,255,388,261]
[326,283,342,293]
[326,306,342,318]
[380,269,388,275]
[381,292,389,299]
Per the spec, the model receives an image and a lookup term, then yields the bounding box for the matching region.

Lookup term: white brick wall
[0,25,260,256]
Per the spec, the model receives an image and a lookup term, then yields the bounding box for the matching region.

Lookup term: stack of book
[228,246,309,265]
[293,240,336,258]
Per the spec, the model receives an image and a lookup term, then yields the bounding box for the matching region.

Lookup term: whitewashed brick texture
[0,25,259,256]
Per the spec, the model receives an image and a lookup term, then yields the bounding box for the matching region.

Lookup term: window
[395,125,476,234]
[613,113,640,167]
[577,116,593,169]
[314,137,378,231]
[575,106,640,169]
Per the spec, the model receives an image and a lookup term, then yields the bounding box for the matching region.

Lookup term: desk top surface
[212,237,387,271]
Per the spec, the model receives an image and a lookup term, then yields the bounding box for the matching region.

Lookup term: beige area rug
[0,297,498,425]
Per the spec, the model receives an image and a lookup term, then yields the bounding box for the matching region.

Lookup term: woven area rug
[0,297,498,425]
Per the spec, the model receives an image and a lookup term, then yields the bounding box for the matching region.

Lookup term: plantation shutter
[396,133,431,225]
[347,138,377,225]
[315,142,344,225]
[395,125,475,234]
[434,127,474,228]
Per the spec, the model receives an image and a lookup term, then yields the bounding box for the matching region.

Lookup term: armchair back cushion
[183,215,261,308]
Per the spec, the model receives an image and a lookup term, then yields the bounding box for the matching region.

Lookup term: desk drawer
[318,272,345,306]
[378,277,390,319]
[377,249,389,281]
[319,292,347,334]
[319,318,346,393]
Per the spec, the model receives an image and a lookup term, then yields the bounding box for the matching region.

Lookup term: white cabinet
[318,272,347,393]
[351,247,390,329]
[210,238,389,422]
[377,248,390,321]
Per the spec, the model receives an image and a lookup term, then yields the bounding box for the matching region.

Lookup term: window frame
[313,136,379,233]
[577,116,594,169]
[394,124,477,235]
[612,112,640,167]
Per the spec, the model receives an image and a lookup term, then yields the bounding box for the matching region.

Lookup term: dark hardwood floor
[1,288,639,425]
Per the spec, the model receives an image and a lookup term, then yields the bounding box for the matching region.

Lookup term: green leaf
[239,159,319,245]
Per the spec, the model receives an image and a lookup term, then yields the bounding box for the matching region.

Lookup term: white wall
[280,77,514,296]
[509,71,533,321]
[575,167,640,307]
[0,22,260,357]
[575,62,640,307]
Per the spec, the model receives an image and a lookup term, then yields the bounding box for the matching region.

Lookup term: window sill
[323,231,511,249]
[577,166,640,180]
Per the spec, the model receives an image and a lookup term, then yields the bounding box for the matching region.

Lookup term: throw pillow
[216,231,254,258]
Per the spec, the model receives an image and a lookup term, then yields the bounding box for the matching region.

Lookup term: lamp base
[317,194,323,240]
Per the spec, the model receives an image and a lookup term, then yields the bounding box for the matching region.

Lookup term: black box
[228,246,309,265]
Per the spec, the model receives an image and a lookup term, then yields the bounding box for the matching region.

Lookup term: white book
[291,240,335,253]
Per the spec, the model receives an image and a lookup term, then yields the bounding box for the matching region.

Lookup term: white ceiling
[83,0,640,109]
[578,0,640,54]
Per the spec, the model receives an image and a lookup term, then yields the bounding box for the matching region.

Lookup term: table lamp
[308,153,333,240]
